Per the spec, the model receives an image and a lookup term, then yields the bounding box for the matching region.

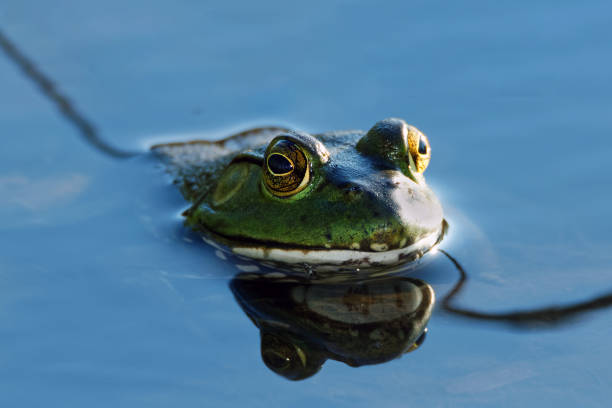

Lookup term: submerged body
[153,118,444,270]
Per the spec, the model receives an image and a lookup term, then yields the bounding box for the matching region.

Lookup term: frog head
[183,118,444,268]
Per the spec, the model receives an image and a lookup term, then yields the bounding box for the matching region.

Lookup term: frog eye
[264,139,310,197]
[408,129,431,173]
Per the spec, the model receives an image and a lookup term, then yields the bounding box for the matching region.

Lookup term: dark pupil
[268,154,294,175]
[418,137,428,154]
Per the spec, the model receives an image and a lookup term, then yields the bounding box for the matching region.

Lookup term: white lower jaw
[226,224,443,270]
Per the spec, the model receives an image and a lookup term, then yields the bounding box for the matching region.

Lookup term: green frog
[153,118,444,270]
[0,32,444,271]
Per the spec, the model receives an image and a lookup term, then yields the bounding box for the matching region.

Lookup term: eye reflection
[260,333,324,381]
[406,328,428,353]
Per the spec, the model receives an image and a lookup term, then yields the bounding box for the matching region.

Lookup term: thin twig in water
[0,28,137,158]
[440,249,612,328]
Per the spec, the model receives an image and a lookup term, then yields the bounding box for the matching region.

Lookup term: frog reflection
[230,274,433,380]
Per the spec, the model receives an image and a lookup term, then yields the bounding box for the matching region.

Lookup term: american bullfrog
[231,273,434,380]
[5,30,612,333]
[154,118,445,270]
[0,31,444,270]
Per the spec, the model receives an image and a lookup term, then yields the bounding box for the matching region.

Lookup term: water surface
[1,1,612,407]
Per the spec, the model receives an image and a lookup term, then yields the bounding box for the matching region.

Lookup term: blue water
[2,1,612,406]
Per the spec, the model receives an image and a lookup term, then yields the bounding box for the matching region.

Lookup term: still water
[1,1,612,406]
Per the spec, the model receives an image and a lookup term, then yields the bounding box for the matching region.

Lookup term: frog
[230,272,434,380]
[0,31,444,270]
[153,118,445,270]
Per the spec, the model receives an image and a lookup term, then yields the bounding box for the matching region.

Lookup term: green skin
[189,119,442,252]
[0,30,442,260]
[154,118,444,255]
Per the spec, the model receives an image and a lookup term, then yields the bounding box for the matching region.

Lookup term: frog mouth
[201,221,446,269]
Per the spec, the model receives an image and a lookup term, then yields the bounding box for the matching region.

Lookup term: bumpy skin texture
[152,118,443,253]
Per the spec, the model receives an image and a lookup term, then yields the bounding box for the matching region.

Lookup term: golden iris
[407,127,431,173]
[264,139,310,197]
